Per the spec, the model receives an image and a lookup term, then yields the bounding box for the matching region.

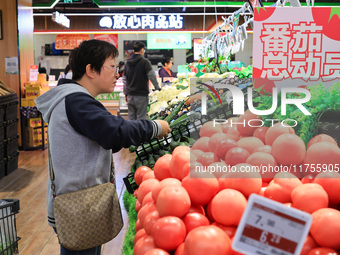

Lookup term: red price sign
[233,194,312,255]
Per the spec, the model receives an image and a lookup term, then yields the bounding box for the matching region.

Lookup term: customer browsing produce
[35,39,170,255]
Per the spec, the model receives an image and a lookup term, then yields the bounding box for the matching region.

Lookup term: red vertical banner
[94,34,119,49]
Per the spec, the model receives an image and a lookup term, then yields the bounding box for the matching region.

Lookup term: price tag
[232,194,312,255]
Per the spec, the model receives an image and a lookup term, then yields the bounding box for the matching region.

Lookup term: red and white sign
[94,34,118,49]
[253,7,340,91]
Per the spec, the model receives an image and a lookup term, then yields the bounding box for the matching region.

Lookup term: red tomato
[300,235,318,255]
[182,212,210,234]
[151,178,181,202]
[134,228,147,244]
[205,200,215,222]
[156,185,191,217]
[184,225,232,255]
[188,204,206,215]
[191,149,204,158]
[196,151,219,167]
[192,137,210,152]
[135,219,142,232]
[138,202,157,226]
[134,235,156,255]
[265,122,295,146]
[253,145,272,154]
[264,172,302,203]
[311,208,340,250]
[291,183,329,214]
[237,110,262,136]
[209,161,227,179]
[314,171,340,205]
[254,7,276,21]
[246,152,277,182]
[135,200,142,212]
[153,154,172,181]
[208,133,230,153]
[134,166,152,186]
[227,126,240,139]
[301,174,315,184]
[142,192,155,207]
[215,138,237,160]
[308,247,339,255]
[200,121,223,137]
[169,146,190,180]
[271,134,306,166]
[304,142,340,176]
[182,171,220,206]
[142,171,155,182]
[133,188,138,197]
[211,189,247,226]
[307,134,338,149]
[253,126,269,144]
[211,222,237,238]
[152,216,186,251]
[237,137,264,154]
[181,162,191,179]
[144,210,160,235]
[145,249,170,255]
[312,7,340,41]
[137,179,160,203]
[225,147,250,166]
[219,163,262,198]
[174,243,185,255]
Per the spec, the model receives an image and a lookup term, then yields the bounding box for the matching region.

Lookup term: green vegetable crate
[0,199,20,255]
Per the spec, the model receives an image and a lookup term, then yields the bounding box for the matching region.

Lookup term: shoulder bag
[48,143,124,251]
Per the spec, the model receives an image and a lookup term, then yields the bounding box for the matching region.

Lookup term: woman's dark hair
[133,42,145,53]
[162,57,172,66]
[69,39,119,81]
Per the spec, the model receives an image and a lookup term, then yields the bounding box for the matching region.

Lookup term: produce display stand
[121,1,340,254]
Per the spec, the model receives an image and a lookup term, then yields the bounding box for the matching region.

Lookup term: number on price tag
[232,194,312,255]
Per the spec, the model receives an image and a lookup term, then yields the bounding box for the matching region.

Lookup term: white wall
[33,32,253,74]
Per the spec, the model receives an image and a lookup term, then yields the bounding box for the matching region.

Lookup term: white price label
[232,194,312,255]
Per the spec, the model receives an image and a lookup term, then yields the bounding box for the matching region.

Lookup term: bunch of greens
[253,83,340,145]
[122,190,137,255]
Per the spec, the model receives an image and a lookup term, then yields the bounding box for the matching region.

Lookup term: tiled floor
[0,148,136,255]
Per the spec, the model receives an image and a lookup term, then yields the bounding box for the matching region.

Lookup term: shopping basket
[0,199,20,255]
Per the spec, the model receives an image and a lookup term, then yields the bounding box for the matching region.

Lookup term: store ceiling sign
[62,0,82,3]
[52,11,70,28]
[147,33,191,49]
[253,7,340,90]
[99,14,183,30]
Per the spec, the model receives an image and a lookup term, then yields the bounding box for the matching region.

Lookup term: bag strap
[48,135,115,198]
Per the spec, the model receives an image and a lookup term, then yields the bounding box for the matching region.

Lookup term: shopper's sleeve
[122,75,127,96]
[65,93,162,152]
[147,70,161,90]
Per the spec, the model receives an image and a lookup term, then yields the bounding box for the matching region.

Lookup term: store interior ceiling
[32,0,340,16]
[28,0,289,15]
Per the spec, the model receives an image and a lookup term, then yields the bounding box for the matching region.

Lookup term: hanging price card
[232,194,312,255]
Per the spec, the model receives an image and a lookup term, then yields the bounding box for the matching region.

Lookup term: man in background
[123,41,161,120]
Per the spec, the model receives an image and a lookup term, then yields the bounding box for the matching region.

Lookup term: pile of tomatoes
[132,110,340,255]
